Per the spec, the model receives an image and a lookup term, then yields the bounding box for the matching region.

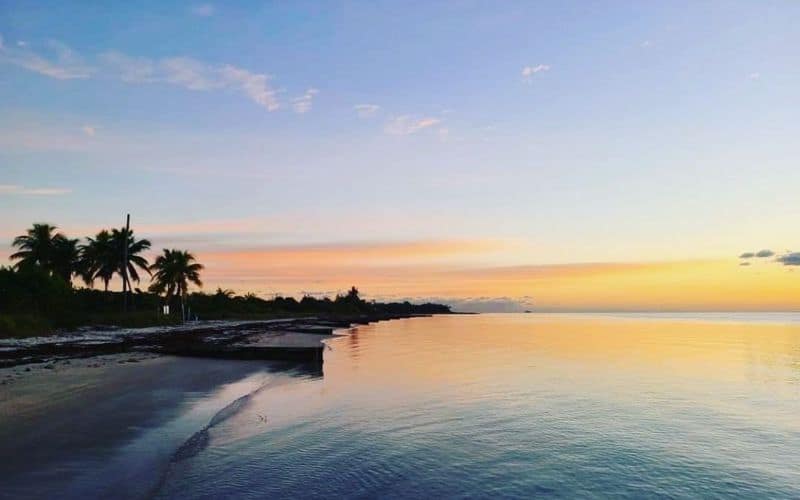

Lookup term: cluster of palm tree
[11,223,153,291]
[10,223,204,316]
[82,228,154,292]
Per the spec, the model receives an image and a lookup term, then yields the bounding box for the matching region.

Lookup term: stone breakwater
[0,313,434,369]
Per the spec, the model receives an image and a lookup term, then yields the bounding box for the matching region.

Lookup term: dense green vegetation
[1,222,450,338]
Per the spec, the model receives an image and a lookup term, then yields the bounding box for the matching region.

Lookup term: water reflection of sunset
[323,315,800,402]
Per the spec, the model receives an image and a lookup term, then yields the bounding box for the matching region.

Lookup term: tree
[52,236,81,285]
[149,249,204,321]
[10,223,80,285]
[79,230,116,290]
[0,265,73,321]
[10,223,62,272]
[333,285,365,313]
[214,287,235,299]
[111,227,151,291]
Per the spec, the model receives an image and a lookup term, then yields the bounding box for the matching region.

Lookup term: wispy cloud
[190,4,215,17]
[521,64,550,83]
[384,115,441,135]
[219,64,280,110]
[99,51,156,83]
[203,239,500,264]
[0,37,92,79]
[159,57,220,90]
[1,36,286,111]
[0,184,71,196]
[354,104,380,118]
[104,53,280,110]
[292,88,319,114]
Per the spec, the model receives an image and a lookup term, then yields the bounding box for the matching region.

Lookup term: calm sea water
[151,313,800,499]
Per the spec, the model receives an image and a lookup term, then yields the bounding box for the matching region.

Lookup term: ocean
[3,313,799,498]
[158,313,800,498]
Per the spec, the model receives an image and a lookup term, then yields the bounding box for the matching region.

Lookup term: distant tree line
[0,222,450,337]
[189,286,451,319]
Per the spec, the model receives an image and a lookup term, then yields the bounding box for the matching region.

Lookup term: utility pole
[122,213,130,313]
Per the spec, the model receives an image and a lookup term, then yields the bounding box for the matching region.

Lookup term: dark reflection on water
[155,313,800,499]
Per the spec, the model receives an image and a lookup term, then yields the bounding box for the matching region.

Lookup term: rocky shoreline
[0,313,434,369]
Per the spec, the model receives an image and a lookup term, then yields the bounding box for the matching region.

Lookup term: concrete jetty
[0,313,433,368]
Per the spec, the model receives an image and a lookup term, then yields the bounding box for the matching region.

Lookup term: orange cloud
[200,239,502,267]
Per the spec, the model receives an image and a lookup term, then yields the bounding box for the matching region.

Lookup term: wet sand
[0,354,295,499]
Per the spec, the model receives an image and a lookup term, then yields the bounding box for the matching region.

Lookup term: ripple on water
[157,314,800,498]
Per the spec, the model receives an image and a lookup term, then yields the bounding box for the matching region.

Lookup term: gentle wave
[150,374,298,497]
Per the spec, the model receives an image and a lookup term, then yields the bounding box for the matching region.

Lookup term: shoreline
[0,313,437,497]
[0,312,437,369]
[0,313,436,497]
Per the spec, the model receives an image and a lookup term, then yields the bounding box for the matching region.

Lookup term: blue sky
[1,1,799,305]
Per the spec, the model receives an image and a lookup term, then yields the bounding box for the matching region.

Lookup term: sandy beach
[0,353,300,498]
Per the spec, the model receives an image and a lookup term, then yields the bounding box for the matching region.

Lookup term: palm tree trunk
[122,214,130,313]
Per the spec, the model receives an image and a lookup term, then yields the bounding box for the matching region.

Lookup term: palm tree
[149,249,204,320]
[10,223,62,272]
[10,223,80,284]
[80,230,116,290]
[214,287,235,298]
[111,227,151,292]
[52,236,81,284]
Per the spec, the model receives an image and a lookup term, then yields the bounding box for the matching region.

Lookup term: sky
[1,1,799,311]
